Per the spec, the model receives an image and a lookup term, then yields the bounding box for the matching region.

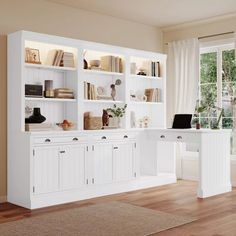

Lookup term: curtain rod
[165,31,234,45]
[198,31,234,40]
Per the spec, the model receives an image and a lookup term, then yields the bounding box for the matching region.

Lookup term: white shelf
[129,101,163,105]
[83,99,124,104]
[130,74,162,80]
[25,97,77,102]
[83,69,124,76]
[25,63,77,72]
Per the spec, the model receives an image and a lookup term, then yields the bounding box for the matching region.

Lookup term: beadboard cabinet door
[33,146,59,194]
[59,144,87,190]
[91,143,113,185]
[113,143,136,182]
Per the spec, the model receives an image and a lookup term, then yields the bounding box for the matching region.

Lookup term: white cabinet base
[11,174,176,209]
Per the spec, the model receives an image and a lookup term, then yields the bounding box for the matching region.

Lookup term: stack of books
[144,88,161,102]
[100,55,122,73]
[25,123,53,131]
[84,82,97,100]
[54,88,74,99]
[52,50,75,67]
[142,61,160,77]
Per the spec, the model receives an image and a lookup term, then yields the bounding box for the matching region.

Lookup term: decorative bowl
[89,60,100,67]
[58,122,75,131]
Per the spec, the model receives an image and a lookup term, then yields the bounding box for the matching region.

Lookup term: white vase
[109,117,122,128]
[117,117,122,128]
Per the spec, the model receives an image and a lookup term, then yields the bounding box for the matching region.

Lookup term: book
[101,55,112,72]
[25,123,53,131]
[84,82,98,100]
[145,88,154,102]
[100,55,122,72]
[54,88,74,93]
[54,88,74,99]
[144,88,161,102]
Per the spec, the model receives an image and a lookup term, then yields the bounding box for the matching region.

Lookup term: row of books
[52,50,75,67]
[142,61,160,77]
[100,56,123,73]
[54,88,74,99]
[144,88,161,102]
[84,82,97,100]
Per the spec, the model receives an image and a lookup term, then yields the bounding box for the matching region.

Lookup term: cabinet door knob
[177,136,182,139]
[45,139,51,143]
[101,136,107,140]
[160,135,165,139]
[73,137,78,141]
[124,135,128,139]
[60,150,66,154]
[113,147,118,149]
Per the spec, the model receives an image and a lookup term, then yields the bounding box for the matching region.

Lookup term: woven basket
[84,116,102,130]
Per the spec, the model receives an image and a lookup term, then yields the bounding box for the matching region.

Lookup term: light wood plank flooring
[1,180,236,236]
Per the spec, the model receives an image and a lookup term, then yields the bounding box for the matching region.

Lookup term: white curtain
[167,38,199,126]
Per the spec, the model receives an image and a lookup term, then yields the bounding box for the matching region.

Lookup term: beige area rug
[0,201,195,236]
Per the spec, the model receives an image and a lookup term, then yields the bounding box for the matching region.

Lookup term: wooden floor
[1,180,236,236]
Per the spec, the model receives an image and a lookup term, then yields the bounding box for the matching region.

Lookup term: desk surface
[148,128,232,134]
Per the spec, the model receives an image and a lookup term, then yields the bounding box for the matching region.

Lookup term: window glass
[200,52,217,83]
[197,46,236,153]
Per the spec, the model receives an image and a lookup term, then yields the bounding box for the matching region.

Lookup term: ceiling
[47,0,236,28]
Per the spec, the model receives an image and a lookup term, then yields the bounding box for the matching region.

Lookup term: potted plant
[196,104,223,129]
[107,104,127,128]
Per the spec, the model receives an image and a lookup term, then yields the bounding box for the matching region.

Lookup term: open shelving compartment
[82,48,127,130]
[128,54,166,129]
[23,40,79,131]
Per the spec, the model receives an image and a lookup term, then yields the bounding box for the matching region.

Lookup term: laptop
[171,114,192,129]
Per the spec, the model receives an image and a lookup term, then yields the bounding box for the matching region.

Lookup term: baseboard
[231,181,236,187]
[182,175,198,181]
[198,184,232,198]
[0,195,7,203]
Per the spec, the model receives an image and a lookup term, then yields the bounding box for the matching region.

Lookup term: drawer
[153,132,200,144]
[91,133,136,141]
[33,135,87,145]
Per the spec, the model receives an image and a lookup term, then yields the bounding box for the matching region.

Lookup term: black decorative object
[83,59,88,69]
[25,107,46,124]
[25,84,43,97]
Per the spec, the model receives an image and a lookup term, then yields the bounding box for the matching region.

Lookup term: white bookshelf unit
[8,31,174,209]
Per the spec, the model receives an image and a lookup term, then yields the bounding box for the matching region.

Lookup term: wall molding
[162,12,236,32]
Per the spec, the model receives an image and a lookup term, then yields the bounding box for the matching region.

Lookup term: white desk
[147,129,232,198]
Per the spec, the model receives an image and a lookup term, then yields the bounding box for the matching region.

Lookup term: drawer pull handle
[114,147,118,149]
[160,135,165,139]
[101,136,107,140]
[177,136,182,139]
[124,135,128,139]
[60,150,66,154]
[73,137,78,141]
[45,139,51,143]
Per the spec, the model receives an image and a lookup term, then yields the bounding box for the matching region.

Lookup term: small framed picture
[25,48,41,64]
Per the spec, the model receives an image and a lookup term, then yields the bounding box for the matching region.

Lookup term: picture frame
[25,47,41,64]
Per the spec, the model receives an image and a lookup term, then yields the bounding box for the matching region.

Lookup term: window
[194,42,236,130]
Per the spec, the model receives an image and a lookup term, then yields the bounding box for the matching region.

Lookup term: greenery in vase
[107,104,127,118]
